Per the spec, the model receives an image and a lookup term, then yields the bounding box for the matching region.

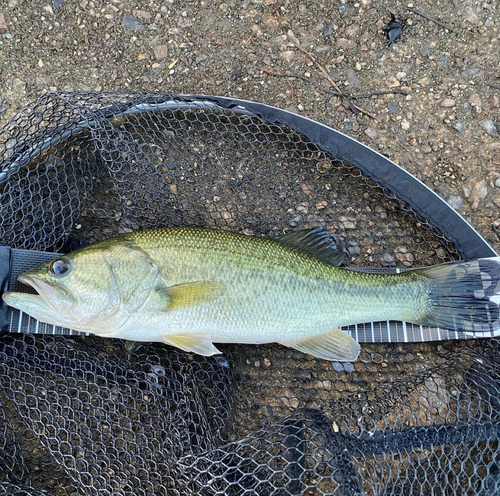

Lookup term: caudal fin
[415,257,500,336]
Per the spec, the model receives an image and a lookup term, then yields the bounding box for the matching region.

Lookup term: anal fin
[280,328,359,362]
[162,333,222,356]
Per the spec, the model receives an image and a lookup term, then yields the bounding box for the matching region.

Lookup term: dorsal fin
[276,228,346,266]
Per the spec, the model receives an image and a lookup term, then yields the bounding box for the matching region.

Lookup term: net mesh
[0,91,498,495]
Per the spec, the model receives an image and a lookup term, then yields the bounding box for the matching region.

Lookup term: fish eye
[49,259,71,277]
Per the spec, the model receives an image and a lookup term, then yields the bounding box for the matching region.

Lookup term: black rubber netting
[0,91,498,495]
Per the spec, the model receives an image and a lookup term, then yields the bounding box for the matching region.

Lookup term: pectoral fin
[156,281,225,311]
[162,333,222,356]
[280,328,359,362]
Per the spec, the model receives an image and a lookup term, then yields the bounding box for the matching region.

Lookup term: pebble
[154,44,168,60]
[122,14,142,31]
[6,77,26,95]
[493,219,500,238]
[346,68,359,88]
[452,120,466,133]
[387,101,398,113]
[440,98,455,108]
[460,69,484,80]
[347,241,360,256]
[401,119,410,130]
[381,252,395,265]
[447,195,464,210]
[418,77,430,87]
[280,50,295,63]
[364,127,379,140]
[331,361,354,372]
[470,180,487,210]
[495,178,500,188]
[463,6,479,25]
[0,13,7,31]
[134,9,152,20]
[482,120,497,136]
[469,93,482,112]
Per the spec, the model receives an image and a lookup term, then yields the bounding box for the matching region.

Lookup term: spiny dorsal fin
[276,228,346,266]
[156,281,225,311]
[280,327,359,362]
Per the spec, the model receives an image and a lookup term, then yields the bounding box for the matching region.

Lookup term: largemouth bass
[3,227,500,361]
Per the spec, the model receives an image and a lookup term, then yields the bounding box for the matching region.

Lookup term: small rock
[470,180,487,210]
[469,93,482,112]
[482,120,497,136]
[381,252,395,265]
[418,77,430,87]
[178,16,192,28]
[440,98,455,108]
[396,71,406,81]
[331,361,344,372]
[387,76,400,88]
[490,95,499,109]
[6,77,26,94]
[492,219,500,239]
[336,38,354,50]
[460,68,484,79]
[343,362,355,373]
[387,101,398,113]
[447,195,463,210]
[452,120,466,133]
[122,14,142,31]
[279,50,295,63]
[347,240,361,256]
[36,75,52,85]
[355,62,362,71]
[364,127,379,140]
[463,6,479,25]
[495,178,500,188]
[0,13,7,31]
[346,68,359,88]
[401,119,410,130]
[134,9,152,20]
[153,44,168,60]
[344,24,359,37]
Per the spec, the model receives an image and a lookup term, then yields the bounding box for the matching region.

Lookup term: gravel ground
[0,0,499,253]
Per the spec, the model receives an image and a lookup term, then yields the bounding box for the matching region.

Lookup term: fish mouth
[2,273,74,325]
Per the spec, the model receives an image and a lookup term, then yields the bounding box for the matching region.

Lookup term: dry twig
[260,67,408,100]
[408,8,458,33]
[288,39,378,120]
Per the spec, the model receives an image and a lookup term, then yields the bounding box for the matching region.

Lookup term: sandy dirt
[0,0,499,253]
